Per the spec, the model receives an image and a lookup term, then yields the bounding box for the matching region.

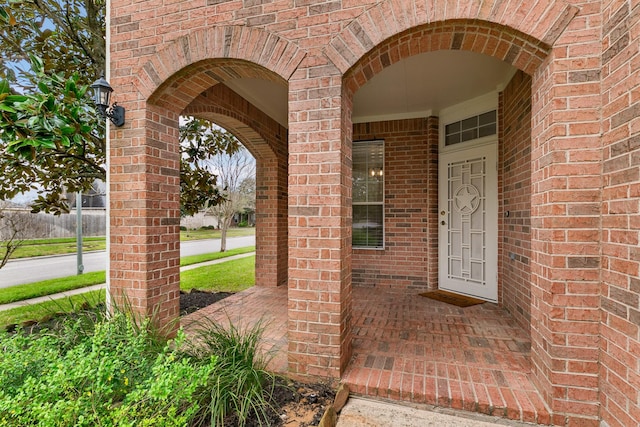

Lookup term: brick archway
[317,8,600,425]
[108,26,302,337]
[183,84,288,288]
[342,20,551,97]
[132,25,305,111]
[324,0,577,75]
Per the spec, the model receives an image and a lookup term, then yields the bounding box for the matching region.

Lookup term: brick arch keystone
[133,25,306,111]
[325,0,577,75]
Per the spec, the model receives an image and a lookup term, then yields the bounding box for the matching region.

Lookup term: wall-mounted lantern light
[90,74,125,127]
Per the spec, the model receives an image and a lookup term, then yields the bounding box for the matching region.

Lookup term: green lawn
[180,246,255,267]
[0,290,105,329]
[0,247,256,305]
[0,271,106,305]
[181,256,255,293]
[0,250,257,329]
[8,237,107,259]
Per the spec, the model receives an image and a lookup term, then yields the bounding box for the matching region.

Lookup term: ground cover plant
[0,303,278,427]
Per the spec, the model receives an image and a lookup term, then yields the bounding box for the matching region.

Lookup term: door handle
[441,221,446,226]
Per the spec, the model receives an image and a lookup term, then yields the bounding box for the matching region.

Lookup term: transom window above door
[353,140,384,249]
[445,110,497,146]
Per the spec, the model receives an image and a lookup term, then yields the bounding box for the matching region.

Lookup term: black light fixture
[90,74,125,127]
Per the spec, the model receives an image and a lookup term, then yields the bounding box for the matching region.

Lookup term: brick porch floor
[182,286,551,425]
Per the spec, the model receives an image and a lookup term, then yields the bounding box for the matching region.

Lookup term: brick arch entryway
[336,19,546,422]
[107,26,301,333]
[108,1,604,424]
[183,84,288,290]
[304,2,601,424]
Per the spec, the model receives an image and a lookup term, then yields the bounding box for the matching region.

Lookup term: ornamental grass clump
[184,318,276,427]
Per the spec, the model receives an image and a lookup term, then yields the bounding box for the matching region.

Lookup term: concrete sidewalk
[0,252,255,312]
[337,397,539,427]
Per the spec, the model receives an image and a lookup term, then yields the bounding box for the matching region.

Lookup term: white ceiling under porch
[222,50,517,129]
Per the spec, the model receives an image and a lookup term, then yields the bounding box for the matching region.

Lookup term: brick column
[109,104,181,332]
[254,152,288,287]
[599,2,640,426]
[287,57,352,378]
[529,3,602,425]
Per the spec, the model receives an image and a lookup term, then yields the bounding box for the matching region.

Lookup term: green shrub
[0,297,279,427]
[0,313,217,427]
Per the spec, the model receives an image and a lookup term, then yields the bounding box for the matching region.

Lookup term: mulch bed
[223,377,336,427]
[179,289,233,315]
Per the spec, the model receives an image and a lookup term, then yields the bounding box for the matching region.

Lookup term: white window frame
[352,139,385,250]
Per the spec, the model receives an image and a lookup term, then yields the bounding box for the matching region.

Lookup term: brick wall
[600,1,640,426]
[529,1,603,424]
[352,118,438,292]
[500,70,532,332]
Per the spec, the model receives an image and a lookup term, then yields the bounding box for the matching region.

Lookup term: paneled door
[438,143,498,302]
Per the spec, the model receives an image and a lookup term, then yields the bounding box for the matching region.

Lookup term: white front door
[438,143,498,302]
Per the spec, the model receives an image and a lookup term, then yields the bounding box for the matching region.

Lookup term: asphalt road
[0,236,255,288]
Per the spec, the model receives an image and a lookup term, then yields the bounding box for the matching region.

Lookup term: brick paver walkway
[182,285,551,425]
[343,287,551,425]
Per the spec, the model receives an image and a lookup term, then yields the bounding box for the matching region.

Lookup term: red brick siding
[499,70,532,333]
[106,0,640,424]
[352,118,438,292]
[529,2,603,425]
[600,1,640,426]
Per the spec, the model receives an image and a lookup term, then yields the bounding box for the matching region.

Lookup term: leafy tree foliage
[0,1,236,215]
[179,118,240,216]
[0,58,105,214]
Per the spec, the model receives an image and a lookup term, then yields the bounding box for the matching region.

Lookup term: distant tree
[0,202,39,269]
[204,145,255,252]
[0,2,233,215]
